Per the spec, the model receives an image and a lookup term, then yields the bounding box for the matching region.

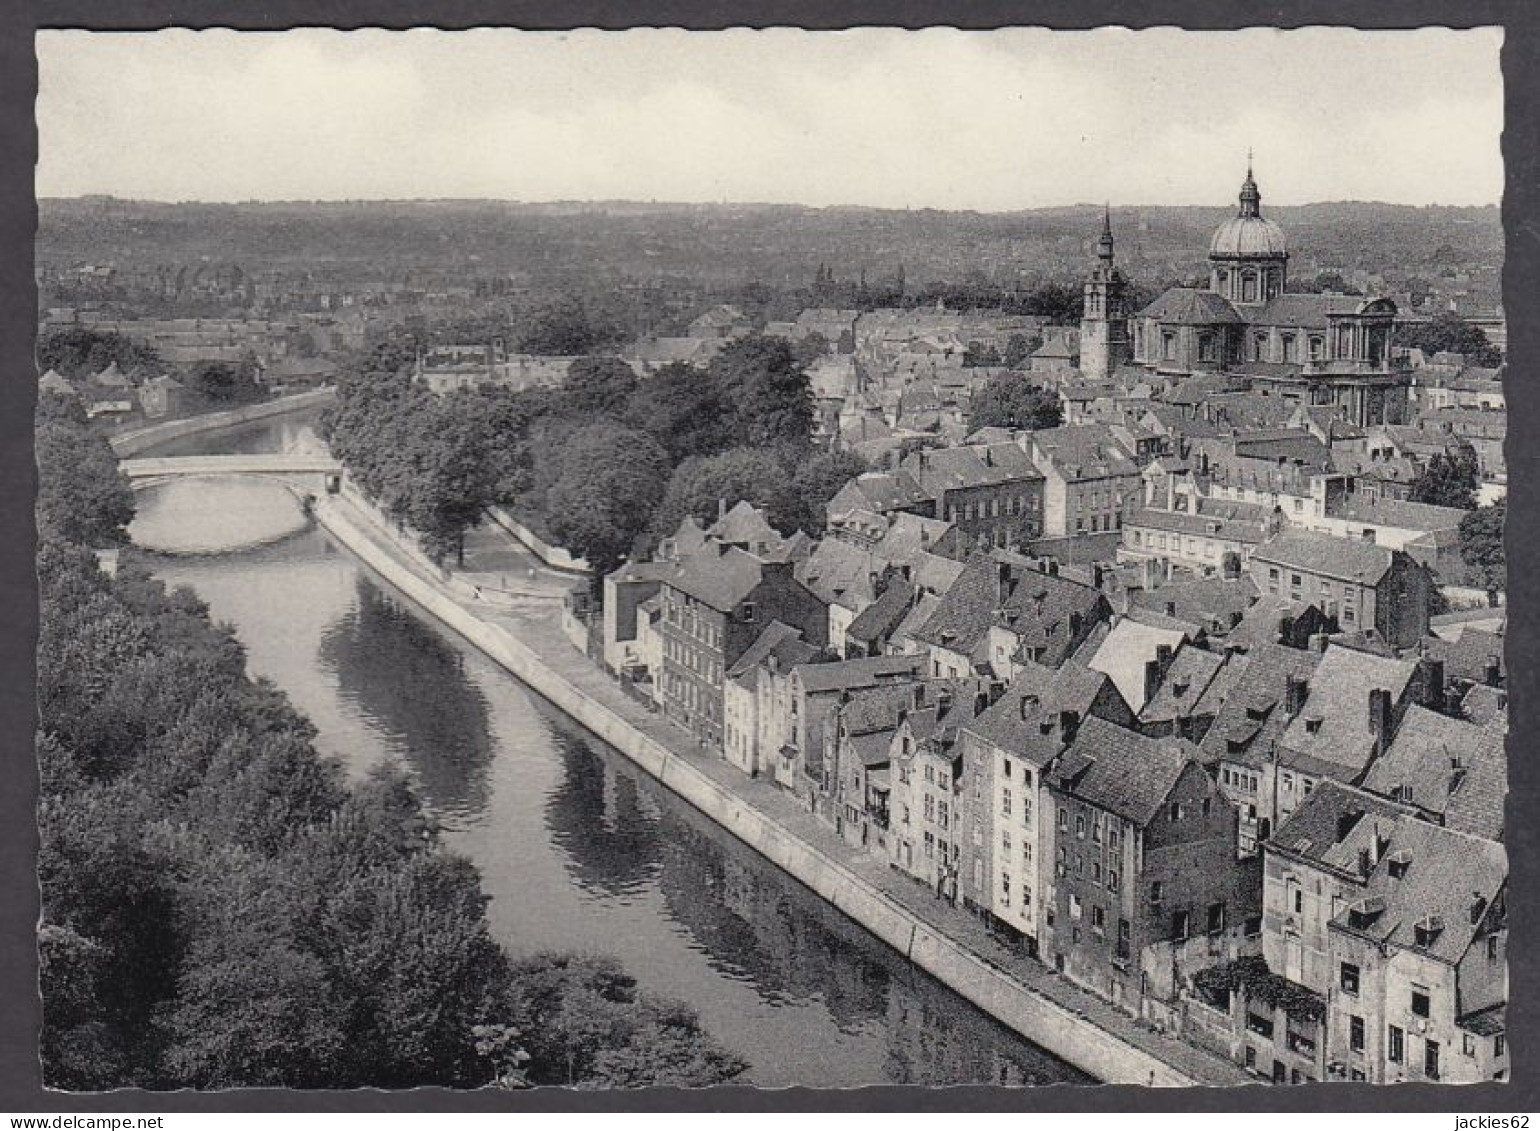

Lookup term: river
[125,407,1090,1089]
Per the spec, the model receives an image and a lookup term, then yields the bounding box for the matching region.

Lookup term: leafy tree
[518,294,622,355]
[1409,450,1479,510]
[1399,313,1503,367]
[560,355,640,418]
[622,361,738,465]
[708,335,814,452]
[507,955,745,1088]
[788,449,868,535]
[35,417,135,547]
[967,374,1063,432]
[1002,332,1037,369]
[1459,500,1505,604]
[187,359,265,406]
[541,423,671,577]
[648,447,797,546]
[1022,281,1083,324]
[963,342,1003,368]
[36,327,164,379]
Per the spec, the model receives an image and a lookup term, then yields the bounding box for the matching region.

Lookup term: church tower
[1080,206,1130,382]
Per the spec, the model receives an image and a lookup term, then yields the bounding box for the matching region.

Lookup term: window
[1173,910,1190,940]
[1091,905,1106,934]
[1170,801,1184,822]
[1150,881,1164,905]
[1207,902,1226,935]
[1092,862,1102,884]
[1425,1040,1440,1081]
[1117,918,1131,960]
[1076,814,1086,838]
[1341,962,1360,995]
[1411,989,1431,1019]
[1002,830,1012,853]
[1108,869,1119,893]
[1463,1033,1475,1057]
[1293,889,1303,914]
[1496,1034,1506,1059]
[1001,873,1011,905]
[1388,1026,1404,1064]
[1108,827,1119,851]
[1350,1016,1365,1052]
[1002,789,1013,818]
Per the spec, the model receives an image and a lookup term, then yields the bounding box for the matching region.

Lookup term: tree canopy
[967,374,1063,433]
[1409,450,1479,510]
[1459,500,1505,604]
[1398,314,1503,367]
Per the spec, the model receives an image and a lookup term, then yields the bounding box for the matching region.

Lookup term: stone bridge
[119,454,344,495]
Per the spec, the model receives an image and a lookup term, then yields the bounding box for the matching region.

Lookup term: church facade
[1081,164,1410,427]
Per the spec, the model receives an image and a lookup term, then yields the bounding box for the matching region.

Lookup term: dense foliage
[326,332,854,579]
[967,374,1063,433]
[1408,449,1479,510]
[1192,957,1326,1023]
[1397,314,1503,368]
[37,326,165,380]
[1459,500,1506,603]
[36,411,745,1089]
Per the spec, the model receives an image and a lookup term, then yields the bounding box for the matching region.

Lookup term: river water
[127,409,1090,1089]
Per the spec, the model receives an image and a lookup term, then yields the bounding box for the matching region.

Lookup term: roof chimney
[1019,692,1040,722]
[1143,658,1163,708]
[718,497,728,522]
[1369,688,1394,758]
[1285,674,1309,719]
[1484,655,1503,687]
[1165,600,1177,618]
[1059,709,1081,746]
[997,561,1013,606]
[1420,656,1446,712]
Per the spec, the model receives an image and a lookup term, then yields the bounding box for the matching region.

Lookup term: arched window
[1253,332,1268,361]
[1309,336,1325,361]
[1242,271,1259,303]
[1198,334,1216,363]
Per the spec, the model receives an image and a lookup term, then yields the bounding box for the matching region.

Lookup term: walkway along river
[127,408,1092,1088]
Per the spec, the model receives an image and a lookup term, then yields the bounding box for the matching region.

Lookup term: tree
[1002,332,1037,369]
[36,326,164,379]
[963,342,1003,368]
[517,295,621,356]
[506,955,745,1088]
[1398,313,1503,367]
[1409,450,1479,510]
[648,448,797,546]
[967,374,1063,432]
[187,360,264,406]
[708,335,815,452]
[542,423,671,577]
[1459,500,1505,605]
[788,449,868,535]
[35,417,135,547]
[560,355,640,418]
[1022,281,1083,324]
[622,362,738,465]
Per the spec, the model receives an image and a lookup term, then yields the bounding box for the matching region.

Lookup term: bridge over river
[119,453,343,494]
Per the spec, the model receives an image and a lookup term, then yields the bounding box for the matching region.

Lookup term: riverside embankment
[110,388,335,457]
[309,488,1251,1088]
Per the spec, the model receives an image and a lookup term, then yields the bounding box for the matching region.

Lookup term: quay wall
[312,494,1203,1087]
[110,388,335,457]
[485,505,593,574]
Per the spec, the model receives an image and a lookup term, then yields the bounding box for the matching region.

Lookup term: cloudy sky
[36,27,1504,209]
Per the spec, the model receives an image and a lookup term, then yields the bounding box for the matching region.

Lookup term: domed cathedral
[1084,160,1410,428]
[1079,205,1131,381]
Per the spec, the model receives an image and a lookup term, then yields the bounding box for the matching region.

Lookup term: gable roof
[1128,576,1260,636]
[727,621,812,682]
[1199,642,1324,768]
[1253,529,1396,586]
[845,578,917,647]
[1139,645,1229,727]
[1053,717,1201,826]
[1360,706,1500,835]
[663,545,768,611]
[1138,287,1243,325]
[1268,779,1415,875]
[1088,617,1191,712]
[1278,644,1419,778]
[965,662,1126,769]
[793,653,924,695]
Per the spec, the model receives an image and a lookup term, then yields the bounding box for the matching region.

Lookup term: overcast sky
[36,27,1504,210]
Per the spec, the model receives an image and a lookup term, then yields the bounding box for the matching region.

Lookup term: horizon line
[36,193,1504,213]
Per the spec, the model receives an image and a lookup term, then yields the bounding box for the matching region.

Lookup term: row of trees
[325,335,868,578]
[36,403,745,1089]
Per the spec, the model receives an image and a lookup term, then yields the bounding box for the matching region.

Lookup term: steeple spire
[1239,152,1261,218]
[1096,203,1115,263]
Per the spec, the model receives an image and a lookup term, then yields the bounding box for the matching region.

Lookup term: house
[723,621,819,779]
[827,680,926,848]
[656,546,828,751]
[137,374,186,419]
[1250,529,1433,648]
[1030,337,1079,375]
[911,553,1110,681]
[900,442,1046,553]
[960,663,1136,955]
[1026,425,1143,538]
[1046,718,1256,1021]
[601,559,674,676]
[1360,708,1505,841]
[688,304,753,340]
[1086,616,1192,714]
[779,654,925,804]
[887,682,994,900]
[1138,644,1234,743]
[824,470,933,531]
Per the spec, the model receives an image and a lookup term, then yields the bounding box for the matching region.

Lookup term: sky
[36,27,1504,210]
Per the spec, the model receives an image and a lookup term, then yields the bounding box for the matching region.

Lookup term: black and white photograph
[25,22,1514,1100]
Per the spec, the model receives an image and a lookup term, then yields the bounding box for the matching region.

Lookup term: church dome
[1208,162,1287,259]
[1209,214,1288,258]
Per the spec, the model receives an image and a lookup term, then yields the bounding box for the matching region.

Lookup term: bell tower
[1080,205,1130,382]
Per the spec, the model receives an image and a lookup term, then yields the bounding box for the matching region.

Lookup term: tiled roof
[1029,424,1139,481]
[845,579,916,645]
[1126,505,1270,544]
[1224,594,1324,652]
[1138,287,1243,325]
[1165,374,1243,405]
[709,500,784,548]
[1268,780,1414,874]
[1128,576,1260,636]
[1442,719,1506,841]
[797,538,880,610]
[1330,817,1506,966]
[1088,617,1191,712]
[1252,529,1395,585]
[965,661,1123,769]
[1425,625,1505,686]
[913,553,1108,668]
[1240,292,1368,330]
[1139,645,1228,726]
[1458,684,1507,727]
[1198,642,1324,768]
[664,545,767,611]
[1336,497,1468,532]
[793,653,924,694]
[1360,705,1492,817]
[727,621,810,681]
[1277,644,1418,778]
[1053,717,1200,827]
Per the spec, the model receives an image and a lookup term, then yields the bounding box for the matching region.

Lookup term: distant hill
[35,196,1503,291]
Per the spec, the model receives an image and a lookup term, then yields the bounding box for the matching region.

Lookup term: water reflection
[139,408,327,458]
[318,579,495,823]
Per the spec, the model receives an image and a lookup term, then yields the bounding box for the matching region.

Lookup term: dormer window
[1305,716,1323,735]
[1414,916,1445,949]
[738,602,757,623]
